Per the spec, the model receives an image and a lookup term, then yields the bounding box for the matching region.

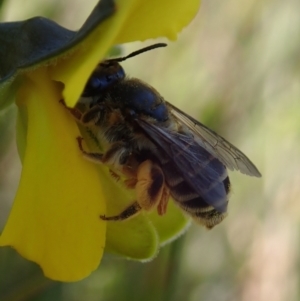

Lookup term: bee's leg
[59,99,83,120]
[81,105,106,125]
[135,160,166,212]
[76,136,103,163]
[100,202,142,221]
[157,186,170,216]
[60,99,106,126]
[121,162,140,188]
[124,178,138,189]
[100,160,169,221]
[109,169,121,182]
[77,137,130,165]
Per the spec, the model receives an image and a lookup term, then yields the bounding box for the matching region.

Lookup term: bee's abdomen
[160,155,230,217]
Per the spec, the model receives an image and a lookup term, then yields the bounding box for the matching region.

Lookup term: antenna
[107,43,167,63]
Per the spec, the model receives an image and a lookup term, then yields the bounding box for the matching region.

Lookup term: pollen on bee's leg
[157,186,170,216]
[124,178,138,189]
[122,164,138,178]
[135,160,165,212]
[121,164,138,189]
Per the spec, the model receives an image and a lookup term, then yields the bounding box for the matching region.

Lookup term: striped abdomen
[157,147,231,229]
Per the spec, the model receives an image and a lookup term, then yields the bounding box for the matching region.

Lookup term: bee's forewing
[167,102,261,178]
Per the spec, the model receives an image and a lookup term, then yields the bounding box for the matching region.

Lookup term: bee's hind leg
[135,160,170,215]
[100,202,142,221]
[100,160,170,222]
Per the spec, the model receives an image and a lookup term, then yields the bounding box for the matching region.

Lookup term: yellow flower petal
[114,0,201,43]
[50,0,201,107]
[0,68,106,281]
[106,219,159,260]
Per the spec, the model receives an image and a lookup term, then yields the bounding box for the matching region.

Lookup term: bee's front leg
[59,99,83,120]
[76,136,103,163]
[60,99,106,126]
[100,160,170,221]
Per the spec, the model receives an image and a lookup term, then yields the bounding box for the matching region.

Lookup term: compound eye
[89,76,102,90]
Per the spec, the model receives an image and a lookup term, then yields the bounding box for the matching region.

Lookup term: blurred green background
[1,0,300,300]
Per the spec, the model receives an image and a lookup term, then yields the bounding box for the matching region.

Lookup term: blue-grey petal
[0,0,115,109]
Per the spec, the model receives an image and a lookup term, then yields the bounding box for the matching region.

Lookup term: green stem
[162,235,186,301]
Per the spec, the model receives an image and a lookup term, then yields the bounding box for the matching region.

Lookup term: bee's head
[82,61,125,97]
[82,43,167,98]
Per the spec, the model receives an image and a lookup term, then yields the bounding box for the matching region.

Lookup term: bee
[66,43,261,229]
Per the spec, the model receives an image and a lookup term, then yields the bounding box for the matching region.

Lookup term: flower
[0,0,200,281]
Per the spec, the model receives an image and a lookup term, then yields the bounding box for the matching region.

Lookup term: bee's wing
[135,118,229,212]
[167,102,261,177]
